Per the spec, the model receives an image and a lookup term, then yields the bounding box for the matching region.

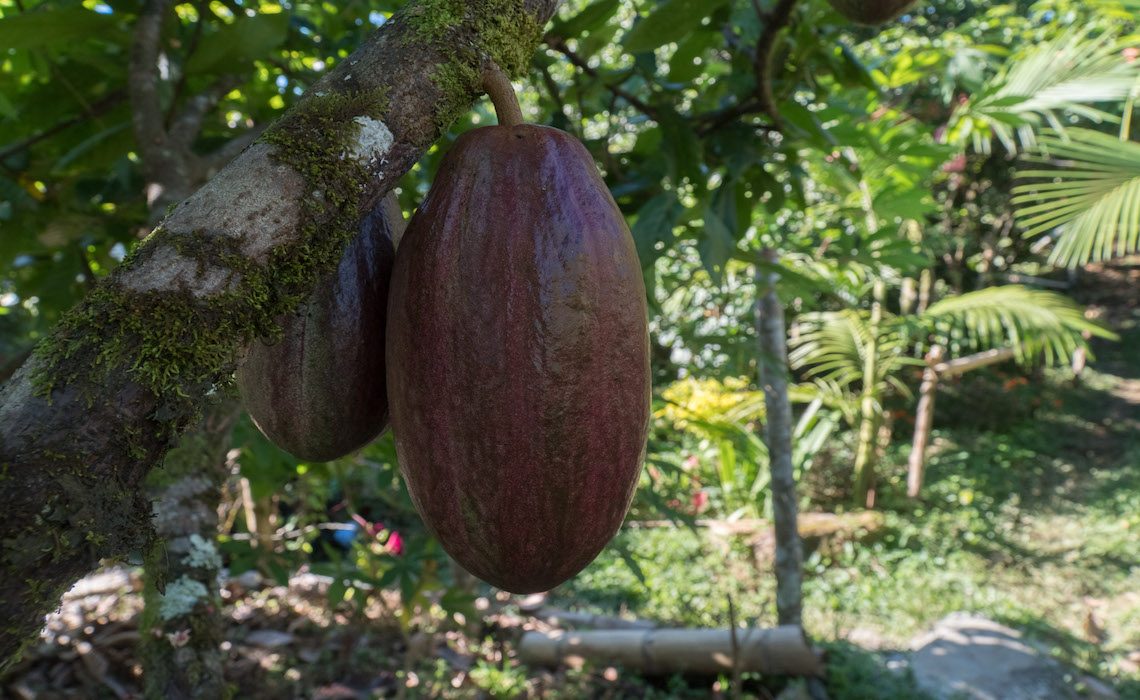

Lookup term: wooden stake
[932,346,1016,377]
[907,345,944,498]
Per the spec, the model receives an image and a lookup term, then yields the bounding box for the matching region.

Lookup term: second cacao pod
[236,195,399,462]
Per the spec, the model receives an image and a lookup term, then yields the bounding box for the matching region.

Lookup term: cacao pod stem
[482,65,524,127]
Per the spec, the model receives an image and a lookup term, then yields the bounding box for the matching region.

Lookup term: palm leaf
[789,310,921,395]
[1013,128,1140,267]
[918,285,1115,365]
[947,28,1138,154]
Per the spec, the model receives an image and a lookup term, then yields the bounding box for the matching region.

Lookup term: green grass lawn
[550,324,1140,699]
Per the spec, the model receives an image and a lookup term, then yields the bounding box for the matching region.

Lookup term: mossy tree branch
[0,0,560,668]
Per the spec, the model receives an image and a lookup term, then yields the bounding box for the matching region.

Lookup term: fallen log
[518,626,825,676]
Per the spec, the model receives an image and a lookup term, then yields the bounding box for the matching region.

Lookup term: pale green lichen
[182,534,222,570]
[159,576,209,620]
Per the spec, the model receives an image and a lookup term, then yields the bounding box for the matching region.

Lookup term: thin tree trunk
[907,346,943,498]
[852,279,885,508]
[139,403,238,700]
[754,249,803,627]
[918,268,932,314]
[900,277,916,316]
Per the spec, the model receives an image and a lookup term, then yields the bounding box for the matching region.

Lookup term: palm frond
[789,310,921,392]
[1013,128,1140,267]
[946,28,1139,154]
[919,285,1115,365]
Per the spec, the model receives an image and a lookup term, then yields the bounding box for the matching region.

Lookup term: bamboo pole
[907,345,944,498]
[518,626,825,676]
[932,346,1016,377]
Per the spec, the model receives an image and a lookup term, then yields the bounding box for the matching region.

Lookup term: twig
[482,65,524,126]
[165,0,210,126]
[0,90,127,163]
[171,74,247,148]
[546,35,659,121]
[129,0,176,165]
[752,0,800,128]
[77,243,99,291]
[538,63,572,132]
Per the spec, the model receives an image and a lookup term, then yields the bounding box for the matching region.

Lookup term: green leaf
[699,201,734,284]
[631,192,682,267]
[1013,129,1140,267]
[327,577,348,607]
[780,101,834,150]
[669,30,717,83]
[873,186,937,222]
[623,0,729,53]
[0,91,16,120]
[920,285,1116,365]
[0,7,123,49]
[658,108,703,187]
[552,0,620,40]
[946,28,1139,154]
[54,122,131,172]
[611,537,648,585]
[186,14,289,75]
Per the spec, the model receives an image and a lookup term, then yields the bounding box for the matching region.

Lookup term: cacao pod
[827,0,916,24]
[237,195,399,461]
[386,124,651,593]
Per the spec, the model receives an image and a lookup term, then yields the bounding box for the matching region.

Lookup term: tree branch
[129,0,175,169]
[752,0,799,128]
[0,0,561,668]
[170,74,248,149]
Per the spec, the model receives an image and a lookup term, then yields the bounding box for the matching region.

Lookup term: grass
[548,323,1140,699]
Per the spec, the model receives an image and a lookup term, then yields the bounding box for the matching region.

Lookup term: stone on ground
[908,613,1117,700]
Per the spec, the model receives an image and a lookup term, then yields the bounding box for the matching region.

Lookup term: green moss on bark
[399,0,541,130]
[29,88,389,440]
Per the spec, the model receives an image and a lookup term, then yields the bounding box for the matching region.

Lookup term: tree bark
[0,0,561,668]
[906,345,943,498]
[754,249,803,627]
[139,404,238,700]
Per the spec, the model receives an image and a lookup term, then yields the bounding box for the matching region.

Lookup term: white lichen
[349,116,393,165]
[166,628,192,648]
[159,576,209,620]
[183,534,223,570]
